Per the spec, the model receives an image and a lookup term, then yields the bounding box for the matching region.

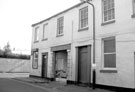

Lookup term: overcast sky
[0,0,80,54]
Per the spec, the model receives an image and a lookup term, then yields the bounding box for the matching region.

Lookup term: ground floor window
[32,51,38,69]
[103,36,116,68]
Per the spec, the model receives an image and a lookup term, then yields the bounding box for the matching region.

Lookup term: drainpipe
[85,0,96,89]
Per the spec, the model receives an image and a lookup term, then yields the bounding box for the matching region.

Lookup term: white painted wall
[31,0,135,88]
[94,0,135,88]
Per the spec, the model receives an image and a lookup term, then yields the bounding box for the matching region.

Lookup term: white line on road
[8,78,62,92]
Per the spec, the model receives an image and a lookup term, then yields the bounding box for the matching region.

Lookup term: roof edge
[31,2,85,27]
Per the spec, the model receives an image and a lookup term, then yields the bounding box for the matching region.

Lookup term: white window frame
[102,37,116,69]
[32,51,38,69]
[102,0,115,23]
[43,23,48,40]
[79,6,88,29]
[34,27,39,42]
[57,17,64,36]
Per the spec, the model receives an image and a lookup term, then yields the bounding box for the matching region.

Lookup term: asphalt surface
[0,78,58,92]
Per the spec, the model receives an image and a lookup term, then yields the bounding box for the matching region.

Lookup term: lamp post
[81,0,96,89]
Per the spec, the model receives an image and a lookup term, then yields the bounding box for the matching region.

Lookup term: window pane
[133,0,135,14]
[33,51,38,69]
[57,17,64,35]
[104,38,115,53]
[103,0,115,22]
[80,7,88,29]
[35,27,39,41]
[104,54,116,68]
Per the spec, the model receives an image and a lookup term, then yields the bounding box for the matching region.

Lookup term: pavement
[14,77,114,92]
[0,73,29,78]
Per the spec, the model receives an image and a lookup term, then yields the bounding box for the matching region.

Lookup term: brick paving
[14,77,114,92]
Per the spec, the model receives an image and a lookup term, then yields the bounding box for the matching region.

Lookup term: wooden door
[78,46,91,83]
[42,53,48,78]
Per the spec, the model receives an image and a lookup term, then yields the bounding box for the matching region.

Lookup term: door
[78,46,91,84]
[42,53,48,78]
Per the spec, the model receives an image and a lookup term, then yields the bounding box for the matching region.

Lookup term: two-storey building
[31,0,135,89]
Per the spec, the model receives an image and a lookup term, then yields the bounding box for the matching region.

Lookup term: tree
[3,42,12,57]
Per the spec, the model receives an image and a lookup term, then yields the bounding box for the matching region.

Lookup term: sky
[0,0,80,54]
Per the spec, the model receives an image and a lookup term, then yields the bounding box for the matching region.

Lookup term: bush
[0,53,30,60]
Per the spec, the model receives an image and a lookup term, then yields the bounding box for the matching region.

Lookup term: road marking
[9,78,62,92]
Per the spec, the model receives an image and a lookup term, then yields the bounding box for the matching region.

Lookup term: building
[30,0,135,89]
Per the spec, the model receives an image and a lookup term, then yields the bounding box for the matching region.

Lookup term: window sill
[78,27,89,32]
[100,69,117,73]
[56,34,64,37]
[42,38,48,41]
[101,20,115,26]
[131,14,135,18]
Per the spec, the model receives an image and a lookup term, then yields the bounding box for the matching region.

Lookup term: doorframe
[75,45,91,84]
[41,52,48,78]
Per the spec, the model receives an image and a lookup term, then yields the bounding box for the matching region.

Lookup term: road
[0,78,57,92]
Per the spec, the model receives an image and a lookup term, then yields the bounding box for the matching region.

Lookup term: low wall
[0,58,30,73]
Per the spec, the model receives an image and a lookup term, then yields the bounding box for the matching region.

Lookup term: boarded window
[103,37,116,68]
[102,0,115,22]
[79,7,88,29]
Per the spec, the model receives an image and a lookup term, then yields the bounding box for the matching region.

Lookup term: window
[132,0,135,17]
[35,27,39,42]
[32,51,38,69]
[57,17,64,36]
[79,7,88,29]
[103,37,116,68]
[102,0,115,22]
[43,23,48,40]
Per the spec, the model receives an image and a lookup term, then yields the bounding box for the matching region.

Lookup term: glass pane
[133,0,135,14]
[104,38,115,53]
[80,7,88,28]
[104,54,116,68]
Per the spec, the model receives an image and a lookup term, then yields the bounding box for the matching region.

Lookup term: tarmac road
[0,78,58,92]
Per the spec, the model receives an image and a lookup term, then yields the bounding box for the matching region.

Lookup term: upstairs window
[43,23,48,40]
[102,0,115,22]
[79,7,88,29]
[34,27,39,42]
[57,17,64,36]
[103,37,116,68]
[132,0,135,17]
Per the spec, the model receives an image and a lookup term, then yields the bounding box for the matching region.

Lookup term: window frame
[32,51,38,69]
[42,23,48,41]
[102,0,115,24]
[79,6,88,30]
[102,37,116,69]
[34,27,39,42]
[57,17,64,36]
[132,0,135,18]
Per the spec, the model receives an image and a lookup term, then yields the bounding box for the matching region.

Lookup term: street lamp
[81,0,96,89]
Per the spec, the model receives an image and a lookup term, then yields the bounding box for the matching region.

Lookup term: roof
[31,2,85,27]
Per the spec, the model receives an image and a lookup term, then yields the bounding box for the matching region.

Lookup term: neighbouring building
[30,0,135,89]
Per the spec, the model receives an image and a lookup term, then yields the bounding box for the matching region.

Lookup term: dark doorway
[41,52,48,78]
[55,50,67,78]
[78,46,91,84]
